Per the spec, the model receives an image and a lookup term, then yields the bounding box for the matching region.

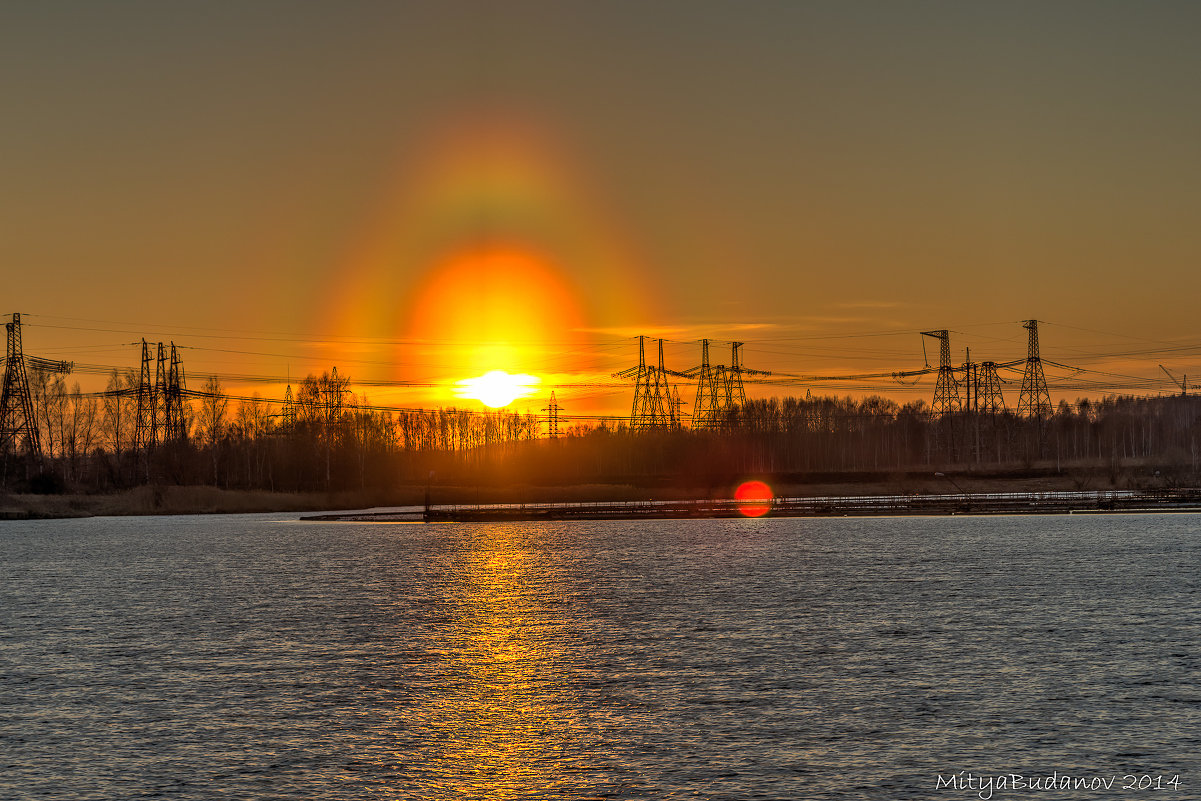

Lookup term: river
[2,513,1198,799]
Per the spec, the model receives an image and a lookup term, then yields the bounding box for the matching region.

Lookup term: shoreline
[306,488,1201,523]
[3,474,1196,520]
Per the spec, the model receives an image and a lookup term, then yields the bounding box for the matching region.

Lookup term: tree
[28,366,67,458]
[62,383,99,482]
[102,369,137,452]
[196,376,229,485]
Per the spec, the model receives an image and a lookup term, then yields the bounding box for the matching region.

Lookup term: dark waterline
[2,514,1199,799]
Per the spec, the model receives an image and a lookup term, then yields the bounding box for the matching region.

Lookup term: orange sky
[3,3,1200,418]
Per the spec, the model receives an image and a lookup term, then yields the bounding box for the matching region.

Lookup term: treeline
[4,367,1201,493]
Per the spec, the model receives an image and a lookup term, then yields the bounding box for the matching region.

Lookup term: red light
[735,480,773,518]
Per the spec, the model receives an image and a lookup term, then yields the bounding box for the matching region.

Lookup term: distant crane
[1159,365,1188,395]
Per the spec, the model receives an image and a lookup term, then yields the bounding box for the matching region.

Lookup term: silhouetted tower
[0,313,39,456]
[151,342,168,447]
[325,367,347,423]
[133,339,155,453]
[727,342,769,425]
[542,391,561,439]
[282,384,297,429]
[165,343,187,441]
[962,348,976,414]
[922,330,961,416]
[623,336,652,428]
[690,340,768,429]
[1017,320,1052,419]
[691,339,721,429]
[978,361,1007,415]
[618,336,675,430]
[655,339,680,426]
[722,342,752,409]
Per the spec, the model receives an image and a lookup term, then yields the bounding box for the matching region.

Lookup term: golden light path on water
[395,525,584,798]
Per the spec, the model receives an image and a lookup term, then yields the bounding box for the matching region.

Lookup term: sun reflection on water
[404,526,583,798]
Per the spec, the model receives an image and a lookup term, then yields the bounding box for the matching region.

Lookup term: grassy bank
[0,486,403,519]
[0,471,1114,520]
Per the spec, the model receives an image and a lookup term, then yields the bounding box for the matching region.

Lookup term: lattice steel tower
[152,342,168,447]
[724,342,759,411]
[542,391,561,439]
[133,339,155,452]
[978,361,1007,415]
[922,330,961,416]
[691,339,721,429]
[670,386,684,428]
[1017,320,1052,419]
[165,343,187,441]
[618,336,676,431]
[282,384,297,430]
[690,340,768,429]
[325,367,347,424]
[0,313,39,456]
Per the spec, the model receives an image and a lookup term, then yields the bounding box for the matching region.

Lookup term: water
[1,513,1199,800]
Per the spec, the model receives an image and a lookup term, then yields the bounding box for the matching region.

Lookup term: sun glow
[402,242,589,405]
[456,370,541,408]
[324,115,661,412]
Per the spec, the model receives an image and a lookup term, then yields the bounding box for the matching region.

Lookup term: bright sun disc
[456,370,541,408]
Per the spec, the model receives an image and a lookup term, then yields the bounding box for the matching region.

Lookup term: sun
[402,242,589,405]
[456,370,541,408]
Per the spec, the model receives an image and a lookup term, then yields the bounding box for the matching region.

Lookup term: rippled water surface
[2,513,1199,799]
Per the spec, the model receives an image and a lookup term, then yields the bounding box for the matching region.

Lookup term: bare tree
[196,376,228,485]
[101,369,137,456]
[29,366,67,458]
[62,384,98,482]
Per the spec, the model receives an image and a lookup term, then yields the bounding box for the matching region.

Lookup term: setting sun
[402,242,589,405]
[456,370,541,408]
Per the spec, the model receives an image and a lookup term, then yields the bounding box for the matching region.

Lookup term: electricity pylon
[1016,319,1052,419]
[542,392,561,439]
[152,342,168,447]
[133,339,155,453]
[978,361,1007,415]
[165,343,187,441]
[325,367,347,424]
[0,313,39,456]
[922,330,961,416]
[724,341,768,411]
[689,340,768,429]
[617,336,679,431]
[690,339,721,429]
[622,336,657,429]
[282,383,297,430]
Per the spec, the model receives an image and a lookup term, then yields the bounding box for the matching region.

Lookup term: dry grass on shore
[0,486,400,519]
[0,472,1126,520]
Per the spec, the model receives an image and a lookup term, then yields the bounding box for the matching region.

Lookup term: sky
[3,1,1200,417]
